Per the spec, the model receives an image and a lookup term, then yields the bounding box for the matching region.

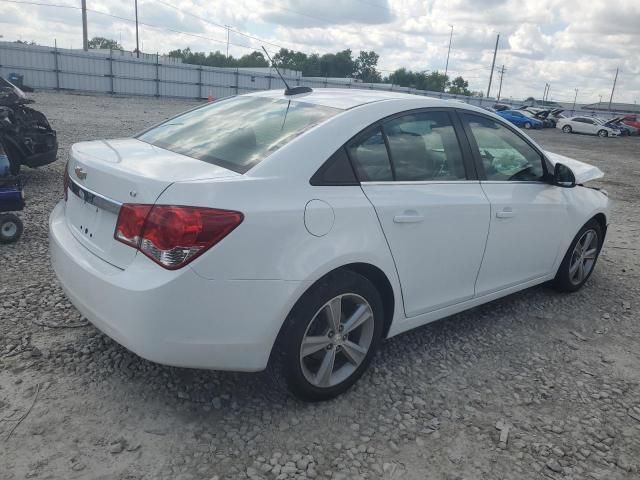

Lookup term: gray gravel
[1,91,639,479]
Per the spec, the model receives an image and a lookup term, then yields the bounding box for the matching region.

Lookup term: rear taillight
[63,161,70,201]
[114,204,243,270]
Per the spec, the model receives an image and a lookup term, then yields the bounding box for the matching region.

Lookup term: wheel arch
[268,262,398,365]
[591,212,608,240]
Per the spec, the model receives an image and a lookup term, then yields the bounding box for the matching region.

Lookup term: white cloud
[0,0,638,102]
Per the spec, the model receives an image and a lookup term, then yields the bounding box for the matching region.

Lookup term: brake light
[63,161,70,201]
[114,204,152,247]
[114,204,243,269]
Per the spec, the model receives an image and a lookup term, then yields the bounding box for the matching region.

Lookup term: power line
[0,0,268,53]
[151,0,298,52]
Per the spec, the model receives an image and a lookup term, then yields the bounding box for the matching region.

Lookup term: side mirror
[554,163,576,188]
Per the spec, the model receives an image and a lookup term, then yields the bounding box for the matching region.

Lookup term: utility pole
[225,25,231,58]
[486,33,500,99]
[543,83,551,104]
[443,24,453,92]
[135,0,140,58]
[608,67,618,111]
[81,0,88,51]
[497,65,505,101]
[572,88,578,114]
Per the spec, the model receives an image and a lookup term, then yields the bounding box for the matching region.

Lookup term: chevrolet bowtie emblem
[74,166,87,180]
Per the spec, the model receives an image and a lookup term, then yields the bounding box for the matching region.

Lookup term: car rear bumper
[49,201,300,371]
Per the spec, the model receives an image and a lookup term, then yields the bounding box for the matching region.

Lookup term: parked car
[517,107,554,127]
[622,115,640,132]
[557,116,619,137]
[50,89,609,401]
[597,117,635,136]
[0,77,58,175]
[496,109,544,129]
[492,103,510,111]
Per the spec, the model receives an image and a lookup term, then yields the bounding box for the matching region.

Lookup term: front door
[460,112,570,295]
[348,110,491,317]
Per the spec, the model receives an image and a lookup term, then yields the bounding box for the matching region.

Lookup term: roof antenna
[262,46,312,96]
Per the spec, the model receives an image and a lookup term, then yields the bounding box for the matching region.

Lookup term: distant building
[236,67,301,80]
[303,77,361,85]
[581,101,640,114]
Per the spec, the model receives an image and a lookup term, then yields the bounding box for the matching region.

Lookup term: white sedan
[50,89,609,400]
[557,116,619,137]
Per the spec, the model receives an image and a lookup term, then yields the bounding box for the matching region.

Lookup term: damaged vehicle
[0,76,58,175]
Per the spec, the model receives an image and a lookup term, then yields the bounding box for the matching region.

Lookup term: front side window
[462,113,546,182]
[347,127,393,181]
[383,111,466,181]
[138,96,341,173]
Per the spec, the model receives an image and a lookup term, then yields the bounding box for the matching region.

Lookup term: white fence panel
[1,41,635,118]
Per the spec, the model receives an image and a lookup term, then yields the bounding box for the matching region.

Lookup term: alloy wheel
[299,293,374,388]
[569,229,599,285]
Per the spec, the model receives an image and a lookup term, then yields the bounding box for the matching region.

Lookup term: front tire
[0,214,23,244]
[269,270,384,401]
[553,220,602,292]
[524,122,532,129]
[597,129,608,137]
[562,125,572,133]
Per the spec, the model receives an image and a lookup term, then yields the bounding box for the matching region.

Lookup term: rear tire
[562,125,572,133]
[597,129,608,137]
[553,220,602,292]
[268,270,384,401]
[0,214,23,244]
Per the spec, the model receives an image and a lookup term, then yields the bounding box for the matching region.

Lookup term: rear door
[352,109,490,317]
[459,112,570,295]
[572,118,590,134]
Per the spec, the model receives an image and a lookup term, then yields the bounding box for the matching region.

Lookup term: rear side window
[383,111,466,181]
[347,127,393,181]
[137,96,341,173]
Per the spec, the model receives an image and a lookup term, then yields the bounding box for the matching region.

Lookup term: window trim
[309,146,359,186]
[456,110,552,183]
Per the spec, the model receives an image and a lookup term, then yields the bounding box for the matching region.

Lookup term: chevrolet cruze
[50,88,609,400]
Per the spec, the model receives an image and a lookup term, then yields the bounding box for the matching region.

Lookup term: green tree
[88,37,122,50]
[236,52,269,68]
[354,50,381,83]
[448,76,471,96]
[388,69,450,92]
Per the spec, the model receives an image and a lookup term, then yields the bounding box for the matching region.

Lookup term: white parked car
[50,89,609,400]
[557,116,619,137]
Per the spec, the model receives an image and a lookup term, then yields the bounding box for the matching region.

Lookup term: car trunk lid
[65,138,239,269]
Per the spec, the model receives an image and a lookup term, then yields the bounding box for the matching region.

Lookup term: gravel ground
[1,91,639,480]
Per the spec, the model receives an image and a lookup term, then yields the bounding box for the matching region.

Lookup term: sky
[1,0,639,104]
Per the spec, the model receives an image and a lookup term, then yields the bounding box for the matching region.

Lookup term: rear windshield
[137,96,341,173]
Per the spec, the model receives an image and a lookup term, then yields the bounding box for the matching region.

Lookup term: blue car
[496,110,544,129]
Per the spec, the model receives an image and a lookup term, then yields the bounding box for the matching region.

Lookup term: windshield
[138,96,342,173]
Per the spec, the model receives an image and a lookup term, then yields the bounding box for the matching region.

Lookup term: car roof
[246,88,465,110]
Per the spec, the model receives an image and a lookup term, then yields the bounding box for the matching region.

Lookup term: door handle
[394,213,424,224]
[496,208,515,219]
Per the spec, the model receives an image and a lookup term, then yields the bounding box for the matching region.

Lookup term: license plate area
[64,179,136,268]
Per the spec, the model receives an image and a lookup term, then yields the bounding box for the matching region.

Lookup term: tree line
[86,37,480,96]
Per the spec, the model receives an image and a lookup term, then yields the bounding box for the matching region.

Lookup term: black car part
[0,77,58,175]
